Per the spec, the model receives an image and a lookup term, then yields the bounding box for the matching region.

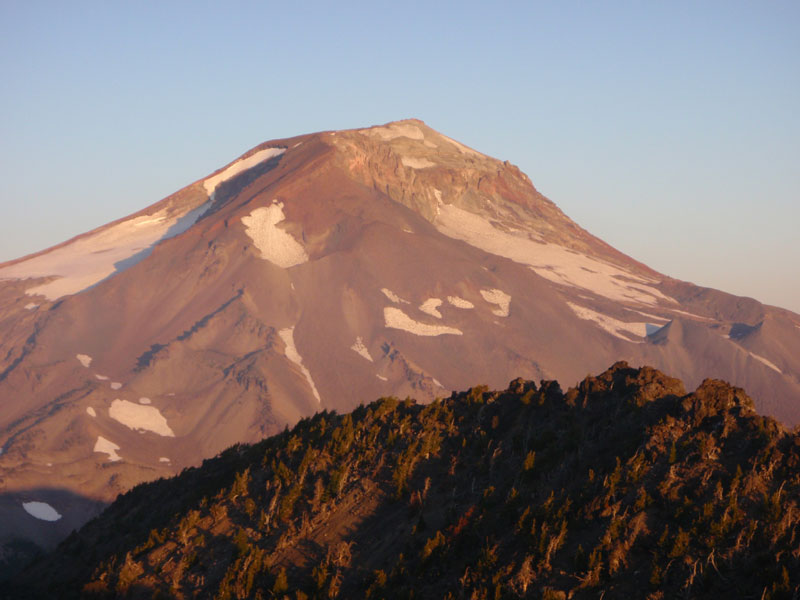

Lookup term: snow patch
[22,501,61,522]
[447,296,474,309]
[401,156,436,169]
[241,202,308,268]
[750,353,782,374]
[279,327,322,403]
[439,133,484,157]
[159,457,171,463]
[86,407,96,417]
[76,354,92,368]
[567,302,656,342]
[94,374,109,381]
[419,298,443,319]
[432,378,444,388]
[203,148,285,197]
[350,337,373,362]
[381,288,407,303]
[376,374,388,381]
[480,289,511,317]
[110,382,122,390]
[0,202,212,300]
[363,123,425,141]
[138,397,151,405]
[94,436,122,462]
[384,307,463,336]
[24,303,38,310]
[435,203,673,306]
[109,399,175,436]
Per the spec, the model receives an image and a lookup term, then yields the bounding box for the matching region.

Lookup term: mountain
[0,119,798,567]
[7,363,800,599]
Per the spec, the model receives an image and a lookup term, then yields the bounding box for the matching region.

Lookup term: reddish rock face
[0,119,798,561]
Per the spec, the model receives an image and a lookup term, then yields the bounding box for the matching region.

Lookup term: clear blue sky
[1,1,798,313]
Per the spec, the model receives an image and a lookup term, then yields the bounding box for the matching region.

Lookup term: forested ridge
[8,362,800,599]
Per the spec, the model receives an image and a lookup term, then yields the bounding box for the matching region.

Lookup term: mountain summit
[0,119,798,567]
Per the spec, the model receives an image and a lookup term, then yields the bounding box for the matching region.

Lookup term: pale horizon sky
[1,2,798,313]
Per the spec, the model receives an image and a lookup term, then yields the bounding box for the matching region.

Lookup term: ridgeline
[8,362,800,599]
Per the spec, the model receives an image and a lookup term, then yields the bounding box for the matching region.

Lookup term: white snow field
[401,156,436,169]
[203,147,286,198]
[159,457,171,463]
[435,202,674,307]
[94,436,122,462]
[376,374,388,381]
[279,327,322,403]
[362,122,425,141]
[381,288,407,304]
[447,296,474,309]
[86,407,96,417]
[750,353,782,374]
[76,354,92,368]
[108,399,175,436]
[384,307,463,336]
[24,303,38,310]
[0,200,212,300]
[241,202,308,268]
[138,397,152,404]
[95,374,109,381]
[110,382,122,390]
[350,337,373,362]
[566,302,660,341]
[480,289,511,317]
[22,501,62,522]
[419,298,443,318]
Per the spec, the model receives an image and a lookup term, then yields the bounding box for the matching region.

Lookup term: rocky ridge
[7,363,800,599]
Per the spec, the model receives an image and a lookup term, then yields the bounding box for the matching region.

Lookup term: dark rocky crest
[8,364,800,599]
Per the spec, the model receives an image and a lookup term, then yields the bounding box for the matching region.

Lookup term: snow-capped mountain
[0,119,798,568]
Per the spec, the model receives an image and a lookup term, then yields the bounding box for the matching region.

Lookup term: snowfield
[384,307,463,336]
[0,200,212,299]
[241,202,308,268]
[750,353,782,374]
[480,289,511,317]
[350,337,373,362]
[362,123,425,141]
[447,296,474,309]
[567,302,660,342]
[401,156,436,169]
[76,354,92,368]
[419,298,443,318]
[108,399,175,436]
[203,147,286,198]
[381,288,407,303]
[435,202,673,307]
[86,407,96,417]
[22,501,62,522]
[279,327,322,403]
[94,436,122,462]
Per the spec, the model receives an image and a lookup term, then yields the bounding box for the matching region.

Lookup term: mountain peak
[0,120,798,577]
